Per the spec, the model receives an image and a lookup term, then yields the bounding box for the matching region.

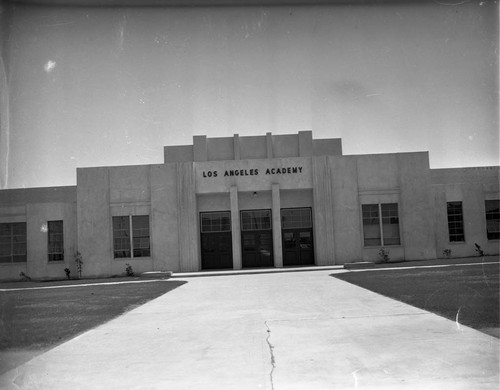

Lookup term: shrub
[64,268,71,280]
[378,248,390,263]
[474,243,484,257]
[125,263,134,277]
[19,272,32,281]
[443,249,452,258]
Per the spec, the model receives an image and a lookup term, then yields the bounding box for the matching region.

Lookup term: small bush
[64,268,71,280]
[19,272,32,281]
[378,248,390,263]
[443,249,452,258]
[125,263,134,277]
[474,243,484,257]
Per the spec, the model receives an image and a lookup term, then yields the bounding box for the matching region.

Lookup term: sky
[0,0,498,189]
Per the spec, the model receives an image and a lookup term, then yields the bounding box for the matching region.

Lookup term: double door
[201,232,233,270]
[241,230,274,268]
[282,228,314,266]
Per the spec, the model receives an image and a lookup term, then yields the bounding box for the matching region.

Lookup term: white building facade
[1,132,498,280]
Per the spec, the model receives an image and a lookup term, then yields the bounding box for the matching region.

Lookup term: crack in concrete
[265,321,275,390]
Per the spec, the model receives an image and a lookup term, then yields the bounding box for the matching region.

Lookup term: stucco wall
[432,168,500,258]
[77,167,113,277]
[26,202,77,280]
[0,187,76,281]
[151,164,181,272]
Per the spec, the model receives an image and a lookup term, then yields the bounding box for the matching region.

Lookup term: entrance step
[140,271,172,279]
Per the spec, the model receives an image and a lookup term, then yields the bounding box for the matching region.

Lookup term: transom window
[0,222,27,263]
[48,220,64,262]
[485,200,499,240]
[362,203,400,247]
[241,210,271,231]
[281,208,312,229]
[113,215,150,258]
[447,202,465,242]
[200,212,231,233]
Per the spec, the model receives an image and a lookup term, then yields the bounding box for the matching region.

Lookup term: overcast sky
[0,0,498,189]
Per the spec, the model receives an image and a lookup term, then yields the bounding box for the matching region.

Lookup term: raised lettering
[298,167,302,173]
[292,167,298,173]
[213,171,218,177]
[255,169,259,175]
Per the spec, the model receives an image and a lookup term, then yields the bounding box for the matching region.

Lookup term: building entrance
[200,212,233,270]
[282,229,314,265]
[281,208,314,266]
[241,210,273,268]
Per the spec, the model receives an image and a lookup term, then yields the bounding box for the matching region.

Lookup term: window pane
[0,222,27,263]
[132,216,150,258]
[113,216,131,258]
[241,210,272,231]
[447,202,465,242]
[485,200,499,240]
[47,221,64,262]
[362,204,381,246]
[381,203,400,246]
[281,208,312,229]
[200,212,231,233]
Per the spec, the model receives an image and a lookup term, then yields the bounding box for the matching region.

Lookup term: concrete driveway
[1,268,498,389]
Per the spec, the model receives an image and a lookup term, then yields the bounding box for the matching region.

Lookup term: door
[200,212,233,270]
[281,208,315,266]
[242,231,274,268]
[282,229,314,266]
[241,209,274,268]
[201,232,233,270]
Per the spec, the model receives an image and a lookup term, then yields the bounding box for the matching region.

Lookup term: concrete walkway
[1,269,498,389]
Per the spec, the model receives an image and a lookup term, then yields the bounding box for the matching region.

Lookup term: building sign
[202,166,303,178]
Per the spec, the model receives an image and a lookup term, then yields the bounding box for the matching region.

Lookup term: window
[113,215,150,258]
[48,221,64,261]
[485,200,499,240]
[0,222,27,263]
[362,203,400,247]
[200,212,231,233]
[281,208,312,229]
[241,210,271,230]
[447,202,465,242]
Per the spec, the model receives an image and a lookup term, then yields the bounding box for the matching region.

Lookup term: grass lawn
[333,262,499,338]
[0,278,186,374]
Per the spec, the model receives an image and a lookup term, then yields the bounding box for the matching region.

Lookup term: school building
[0,131,498,280]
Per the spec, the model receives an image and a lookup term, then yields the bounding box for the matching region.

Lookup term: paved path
[1,269,498,389]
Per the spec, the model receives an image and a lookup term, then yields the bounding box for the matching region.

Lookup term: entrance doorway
[281,208,314,266]
[200,212,233,270]
[241,210,274,268]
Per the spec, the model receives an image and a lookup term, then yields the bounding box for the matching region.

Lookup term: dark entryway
[281,208,315,266]
[241,209,274,268]
[241,231,274,267]
[201,232,233,269]
[200,212,233,270]
[282,229,314,266]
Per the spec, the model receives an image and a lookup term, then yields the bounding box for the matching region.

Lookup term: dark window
[241,210,271,231]
[48,221,64,261]
[281,208,312,229]
[132,216,151,258]
[0,222,27,263]
[447,202,465,242]
[113,215,150,258]
[200,212,231,233]
[485,200,500,240]
[362,203,400,246]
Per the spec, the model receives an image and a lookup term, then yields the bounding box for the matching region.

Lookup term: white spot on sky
[40,223,48,233]
[44,60,56,73]
[468,135,474,140]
